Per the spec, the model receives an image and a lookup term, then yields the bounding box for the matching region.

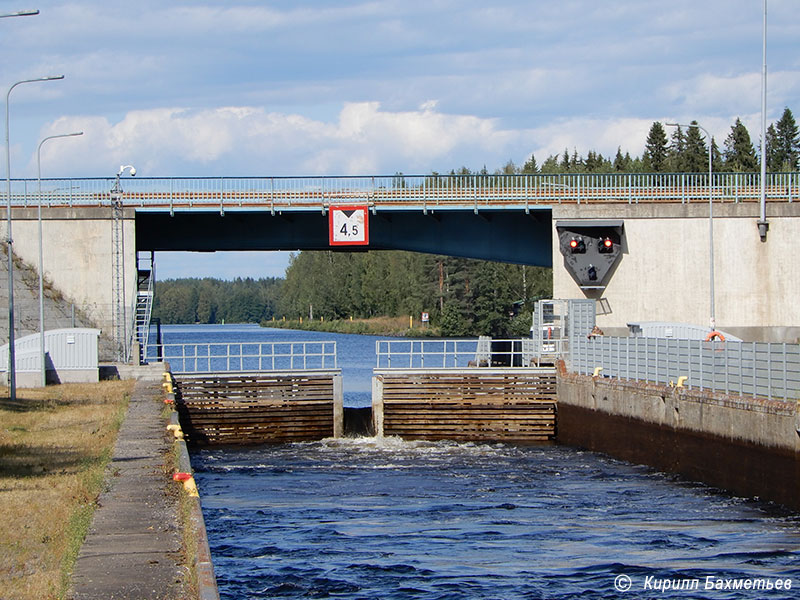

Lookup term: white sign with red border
[329,205,369,246]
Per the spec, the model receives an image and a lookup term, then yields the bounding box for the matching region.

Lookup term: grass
[0,380,134,600]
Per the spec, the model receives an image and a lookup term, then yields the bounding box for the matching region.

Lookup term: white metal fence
[7,171,799,210]
[569,336,800,401]
[376,338,537,369]
[159,341,337,374]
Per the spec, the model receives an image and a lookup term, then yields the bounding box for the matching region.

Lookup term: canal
[160,324,800,599]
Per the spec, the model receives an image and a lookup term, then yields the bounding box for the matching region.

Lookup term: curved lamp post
[112,165,136,362]
[666,122,715,331]
[0,10,39,18]
[37,131,83,386]
[5,75,64,400]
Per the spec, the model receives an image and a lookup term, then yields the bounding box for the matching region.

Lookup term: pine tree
[644,122,669,172]
[683,121,709,173]
[613,147,627,171]
[667,126,685,172]
[722,118,757,172]
[773,107,799,171]
[521,154,538,174]
[765,124,781,171]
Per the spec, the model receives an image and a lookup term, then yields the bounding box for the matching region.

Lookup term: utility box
[531,299,596,358]
[0,328,100,387]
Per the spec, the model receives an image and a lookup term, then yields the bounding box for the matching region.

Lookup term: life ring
[705,330,725,342]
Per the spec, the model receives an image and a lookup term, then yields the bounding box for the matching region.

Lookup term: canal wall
[556,366,800,510]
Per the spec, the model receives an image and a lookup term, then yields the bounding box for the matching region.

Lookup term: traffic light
[569,236,586,253]
[556,220,625,291]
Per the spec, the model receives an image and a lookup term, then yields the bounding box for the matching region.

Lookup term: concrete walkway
[70,378,185,599]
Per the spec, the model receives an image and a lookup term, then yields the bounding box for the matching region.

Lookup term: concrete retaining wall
[2,207,138,336]
[557,368,800,509]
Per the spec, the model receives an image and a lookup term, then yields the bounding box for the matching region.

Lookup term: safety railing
[158,341,337,374]
[376,338,538,369]
[5,171,798,210]
[569,336,800,401]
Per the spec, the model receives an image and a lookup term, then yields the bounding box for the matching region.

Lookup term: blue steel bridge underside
[134,207,554,267]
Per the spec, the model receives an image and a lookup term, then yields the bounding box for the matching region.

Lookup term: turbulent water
[194,437,800,600]
[161,325,799,598]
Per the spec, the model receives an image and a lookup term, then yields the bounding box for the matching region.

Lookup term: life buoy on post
[705,331,726,342]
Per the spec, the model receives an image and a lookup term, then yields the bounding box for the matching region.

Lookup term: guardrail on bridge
[7,171,799,210]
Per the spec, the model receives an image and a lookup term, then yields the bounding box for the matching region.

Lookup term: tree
[683,121,709,173]
[667,126,685,172]
[521,153,538,174]
[765,124,781,172]
[643,122,669,172]
[772,107,799,171]
[722,118,757,172]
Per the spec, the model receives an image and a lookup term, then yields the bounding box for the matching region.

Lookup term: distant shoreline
[260,315,441,337]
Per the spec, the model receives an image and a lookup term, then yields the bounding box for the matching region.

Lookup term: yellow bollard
[166,424,183,439]
[409,315,413,329]
[184,477,199,497]
[162,380,173,394]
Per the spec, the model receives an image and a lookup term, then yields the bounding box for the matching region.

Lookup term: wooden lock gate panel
[174,371,342,445]
[374,368,557,442]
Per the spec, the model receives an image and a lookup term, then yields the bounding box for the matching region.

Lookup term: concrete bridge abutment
[552,202,800,343]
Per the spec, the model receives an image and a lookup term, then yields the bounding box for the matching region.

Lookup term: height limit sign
[329,205,369,246]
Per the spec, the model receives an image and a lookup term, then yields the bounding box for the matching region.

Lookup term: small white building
[0,328,100,387]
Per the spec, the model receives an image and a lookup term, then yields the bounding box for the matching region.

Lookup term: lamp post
[0,10,39,18]
[5,75,64,400]
[758,0,769,241]
[37,131,83,386]
[111,165,136,363]
[666,122,715,331]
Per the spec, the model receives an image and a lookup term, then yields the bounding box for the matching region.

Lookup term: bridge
[3,171,799,358]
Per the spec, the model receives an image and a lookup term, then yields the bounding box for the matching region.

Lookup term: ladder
[132,258,154,363]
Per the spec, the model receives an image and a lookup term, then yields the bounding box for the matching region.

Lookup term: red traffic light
[569,236,586,253]
[599,237,614,253]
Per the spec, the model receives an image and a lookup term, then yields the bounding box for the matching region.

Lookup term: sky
[2,0,798,279]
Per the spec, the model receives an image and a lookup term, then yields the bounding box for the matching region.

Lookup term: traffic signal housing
[556,220,624,291]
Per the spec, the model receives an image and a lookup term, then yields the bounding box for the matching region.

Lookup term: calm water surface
[163,325,800,599]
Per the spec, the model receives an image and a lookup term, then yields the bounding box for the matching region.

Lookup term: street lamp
[37,131,83,386]
[111,165,136,363]
[758,0,769,241]
[666,121,716,331]
[0,10,39,18]
[5,75,64,400]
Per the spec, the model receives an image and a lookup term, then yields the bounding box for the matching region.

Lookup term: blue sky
[2,1,798,279]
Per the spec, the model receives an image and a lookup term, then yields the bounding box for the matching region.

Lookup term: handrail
[7,172,799,209]
[376,338,538,369]
[156,340,338,374]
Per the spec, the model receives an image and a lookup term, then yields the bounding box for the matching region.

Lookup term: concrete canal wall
[556,366,800,510]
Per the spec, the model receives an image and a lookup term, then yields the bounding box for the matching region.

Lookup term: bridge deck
[9,172,798,212]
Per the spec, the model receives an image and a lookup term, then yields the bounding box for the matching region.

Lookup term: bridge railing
[156,340,337,374]
[569,336,800,401]
[6,171,798,209]
[376,338,537,369]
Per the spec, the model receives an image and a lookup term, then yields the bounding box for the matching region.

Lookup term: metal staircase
[132,254,155,364]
